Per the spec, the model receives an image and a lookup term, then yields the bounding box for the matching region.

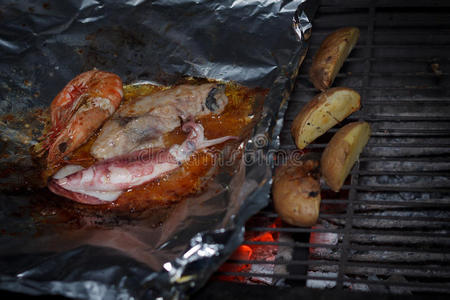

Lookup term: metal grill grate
[214,0,450,294]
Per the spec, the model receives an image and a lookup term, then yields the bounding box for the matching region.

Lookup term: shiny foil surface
[0,0,313,298]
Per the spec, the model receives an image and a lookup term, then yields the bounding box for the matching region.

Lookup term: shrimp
[39,70,123,165]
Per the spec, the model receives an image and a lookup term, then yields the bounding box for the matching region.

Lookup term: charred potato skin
[321,121,371,192]
[291,87,361,150]
[309,27,360,91]
[272,158,321,227]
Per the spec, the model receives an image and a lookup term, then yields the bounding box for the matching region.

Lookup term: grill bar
[215,272,450,292]
[358,157,450,162]
[285,116,450,122]
[305,57,450,63]
[241,241,450,254]
[292,87,447,92]
[309,45,450,50]
[299,73,450,79]
[246,226,450,236]
[227,259,450,271]
[283,143,450,148]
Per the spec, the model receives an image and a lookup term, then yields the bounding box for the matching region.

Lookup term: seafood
[39,70,123,164]
[48,122,236,205]
[90,83,228,160]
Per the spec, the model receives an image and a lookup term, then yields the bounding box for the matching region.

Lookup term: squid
[48,121,236,205]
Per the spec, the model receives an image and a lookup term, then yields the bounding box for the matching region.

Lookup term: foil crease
[0,0,314,298]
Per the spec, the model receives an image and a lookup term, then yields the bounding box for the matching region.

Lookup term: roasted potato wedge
[291,87,361,149]
[321,121,371,192]
[272,156,321,227]
[309,27,360,91]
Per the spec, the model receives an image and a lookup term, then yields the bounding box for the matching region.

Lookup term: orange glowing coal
[216,245,253,282]
[216,217,282,283]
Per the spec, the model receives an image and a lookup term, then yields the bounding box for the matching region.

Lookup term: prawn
[37,70,123,165]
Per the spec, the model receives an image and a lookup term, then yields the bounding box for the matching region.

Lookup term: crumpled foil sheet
[0,0,313,299]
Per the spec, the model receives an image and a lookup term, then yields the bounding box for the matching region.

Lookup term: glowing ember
[217,245,253,282]
[216,217,282,284]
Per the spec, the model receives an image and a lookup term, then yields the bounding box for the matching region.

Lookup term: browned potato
[291,87,360,150]
[309,27,360,91]
[272,156,321,227]
[321,121,371,192]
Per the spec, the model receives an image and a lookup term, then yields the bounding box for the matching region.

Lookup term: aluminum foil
[0,0,313,298]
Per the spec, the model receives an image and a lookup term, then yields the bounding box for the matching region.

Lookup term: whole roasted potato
[309,27,360,91]
[321,121,371,192]
[272,156,321,227]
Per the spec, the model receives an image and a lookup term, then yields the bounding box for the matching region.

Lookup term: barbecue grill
[196,0,450,298]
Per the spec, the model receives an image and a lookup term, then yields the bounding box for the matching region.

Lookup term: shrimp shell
[44,70,123,165]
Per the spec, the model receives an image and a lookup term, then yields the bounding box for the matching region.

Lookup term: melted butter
[45,79,267,211]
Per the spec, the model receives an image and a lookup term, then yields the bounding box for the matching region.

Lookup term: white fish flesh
[90,83,228,160]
